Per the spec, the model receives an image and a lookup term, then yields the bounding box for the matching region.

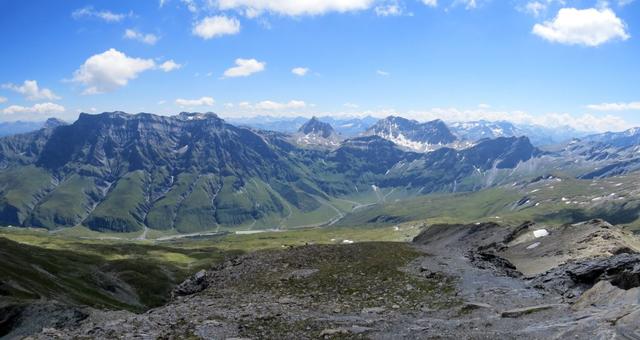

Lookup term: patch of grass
[239,243,458,313]
[238,316,347,340]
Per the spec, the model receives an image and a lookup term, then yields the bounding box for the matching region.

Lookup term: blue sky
[0,0,638,131]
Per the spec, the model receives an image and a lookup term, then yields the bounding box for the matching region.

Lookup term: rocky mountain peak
[364,116,457,152]
[298,116,335,138]
[43,118,67,129]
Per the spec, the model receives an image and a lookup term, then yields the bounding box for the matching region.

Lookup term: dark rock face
[531,253,640,298]
[459,136,539,169]
[172,270,209,297]
[0,302,88,339]
[298,117,335,138]
[376,137,539,191]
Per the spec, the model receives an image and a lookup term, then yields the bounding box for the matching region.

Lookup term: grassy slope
[335,174,640,231]
[0,229,241,312]
[0,221,423,322]
[0,166,52,225]
[28,175,99,229]
[84,171,148,232]
[174,174,219,233]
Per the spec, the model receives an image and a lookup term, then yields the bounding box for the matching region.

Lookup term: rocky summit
[15,219,639,339]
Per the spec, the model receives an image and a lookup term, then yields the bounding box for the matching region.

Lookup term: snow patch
[533,229,549,238]
[526,242,541,250]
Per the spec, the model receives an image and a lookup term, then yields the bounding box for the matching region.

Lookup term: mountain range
[0,111,547,233]
[0,111,636,234]
[227,115,590,146]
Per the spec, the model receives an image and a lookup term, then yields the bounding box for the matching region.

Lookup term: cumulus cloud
[223,58,266,77]
[532,7,630,46]
[587,102,640,111]
[2,80,60,101]
[291,67,309,76]
[72,6,130,22]
[159,60,182,72]
[192,16,240,39]
[0,97,6,104]
[71,48,156,94]
[422,0,438,7]
[1,102,65,115]
[124,29,159,45]
[376,70,390,76]
[214,0,374,16]
[175,96,215,107]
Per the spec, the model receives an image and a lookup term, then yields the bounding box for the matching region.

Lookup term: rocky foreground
[22,220,640,339]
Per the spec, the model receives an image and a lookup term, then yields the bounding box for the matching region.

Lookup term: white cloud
[376,70,390,76]
[291,67,309,76]
[124,29,159,45]
[344,102,359,108]
[586,101,640,111]
[258,100,306,110]
[223,58,266,77]
[182,0,198,12]
[0,97,6,104]
[422,0,438,7]
[160,60,182,72]
[2,80,60,101]
[71,48,156,94]
[1,102,65,115]
[215,0,374,16]
[524,1,547,16]
[233,100,307,110]
[193,16,241,39]
[175,96,215,107]
[72,6,130,22]
[532,7,630,46]
[375,3,403,16]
